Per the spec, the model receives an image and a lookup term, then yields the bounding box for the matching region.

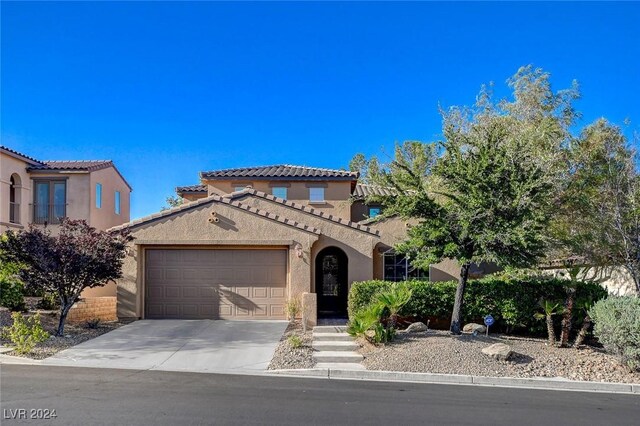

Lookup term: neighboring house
[112,165,455,325]
[1,145,132,232]
[1,145,132,301]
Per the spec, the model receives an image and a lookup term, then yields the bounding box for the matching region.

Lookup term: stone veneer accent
[66,297,117,324]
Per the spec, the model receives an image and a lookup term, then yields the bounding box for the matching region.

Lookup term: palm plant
[534,299,563,346]
[376,283,413,331]
[346,303,383,338]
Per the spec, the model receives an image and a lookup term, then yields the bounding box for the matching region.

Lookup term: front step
[313,326,347,333]
[312,332,353,342]
[315,362,366,370]
[313,351,364,363]
[312,341,359,351]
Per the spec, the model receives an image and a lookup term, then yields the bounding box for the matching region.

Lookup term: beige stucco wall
[0,153,32,231]
[89,166,131,230]
[429,258,502,282]
[235,194,379,294]
[544,266,638,296]
[181,193,207,202]
[205,180,354,221]
[81,281,117,297]
[115,201,320,319]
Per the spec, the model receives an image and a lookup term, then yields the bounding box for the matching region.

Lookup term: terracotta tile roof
[110,193,321,235]
[352,183,397,199]
[229,188,380,236]
[176,184,207,193]
[27,160,114,172]
[201,164,359,181]
[0,145,43,165]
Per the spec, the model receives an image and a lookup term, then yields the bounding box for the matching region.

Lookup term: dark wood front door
[316,247,348,317]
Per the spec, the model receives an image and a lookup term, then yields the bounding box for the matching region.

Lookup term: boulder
[405,322,428,333]
[463,323,487,333]
[481,343,513,361]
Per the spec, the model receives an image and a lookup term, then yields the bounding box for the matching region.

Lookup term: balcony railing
[32,204,67,225]
[9,202,20,224]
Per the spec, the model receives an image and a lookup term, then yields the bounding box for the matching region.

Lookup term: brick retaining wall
[66,297,117,324]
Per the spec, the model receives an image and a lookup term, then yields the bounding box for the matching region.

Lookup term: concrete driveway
[43,320,288,373]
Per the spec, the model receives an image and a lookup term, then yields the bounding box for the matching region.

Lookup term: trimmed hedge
[348,277,608,336]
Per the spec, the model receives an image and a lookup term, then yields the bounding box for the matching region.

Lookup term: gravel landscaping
[360,330,640,384]
[268,321,315,370]
[0,305,124,360]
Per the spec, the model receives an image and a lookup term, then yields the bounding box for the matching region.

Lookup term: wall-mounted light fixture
[294,243,304,258]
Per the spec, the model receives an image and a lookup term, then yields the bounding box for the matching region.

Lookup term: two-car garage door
[145,248,287,319]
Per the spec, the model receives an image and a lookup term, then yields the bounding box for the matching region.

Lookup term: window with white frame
[383,251,428,282]
[309,187,325,203]
[272,186,287,199]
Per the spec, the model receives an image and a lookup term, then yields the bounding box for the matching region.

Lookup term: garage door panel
[270,287,286,298]
[270,305,286,317]
[182,286,200,298]
[145,249,287,320]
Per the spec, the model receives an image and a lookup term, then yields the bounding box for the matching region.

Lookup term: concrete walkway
[41,319,288,373]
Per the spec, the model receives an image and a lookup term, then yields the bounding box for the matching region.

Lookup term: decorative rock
[406,322,428,333]
[463,323,487,333]
[482,343,513,361]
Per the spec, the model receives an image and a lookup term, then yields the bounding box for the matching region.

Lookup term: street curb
[4,353,638,395]
[269,368,640,394]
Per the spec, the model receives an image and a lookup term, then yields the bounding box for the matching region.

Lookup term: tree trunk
[560,285,576,347]
[450,263,470,335]
[57,304,72,336]
[573,314,591,348]
[546,315,556,346]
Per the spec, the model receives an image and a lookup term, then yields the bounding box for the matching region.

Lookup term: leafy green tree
[550,119,639,345]
[162,195,184,211]
[367,66,575,334]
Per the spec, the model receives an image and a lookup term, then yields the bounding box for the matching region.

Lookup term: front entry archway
[315,246,348,318]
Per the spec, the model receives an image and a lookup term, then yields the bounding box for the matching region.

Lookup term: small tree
[534,299,562,346]
[550,120,640,345]
[161,195,184,211]
[0,220,132,336]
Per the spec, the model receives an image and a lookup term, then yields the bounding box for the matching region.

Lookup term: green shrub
[590,297,640,371]
[1,312,49,354]
[287,334,303,349]
[36,293,60,310]
[348,277,607,336]
[285,298,300,322]
[0,262,25,311]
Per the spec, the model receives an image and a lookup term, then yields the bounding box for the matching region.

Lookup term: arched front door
[316,246,348,317]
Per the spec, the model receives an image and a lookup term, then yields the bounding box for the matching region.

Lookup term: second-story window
[272,186,287,200]
[96,183,102,208]
[33,180,66,224]
[309,187,325,203]
[115,191,121,215]
[368,206,381,218]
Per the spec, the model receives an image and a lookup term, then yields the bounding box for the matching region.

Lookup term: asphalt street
[1,365,638,425]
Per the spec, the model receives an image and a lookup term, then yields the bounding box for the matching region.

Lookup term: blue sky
[2,1,639,219]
